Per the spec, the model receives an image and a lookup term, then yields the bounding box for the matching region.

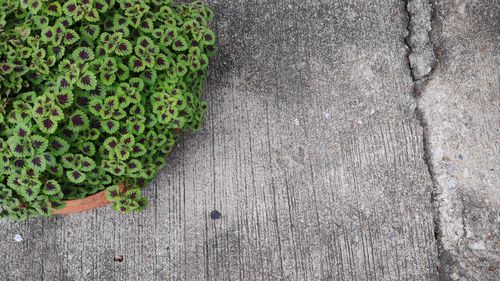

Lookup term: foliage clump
[0,0,216,220]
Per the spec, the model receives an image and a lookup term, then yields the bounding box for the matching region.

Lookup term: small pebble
[447,164,457,174]
[323,112,331,119]
[210,210,221,220]
[470,240,486,250]
[293,119,300,126]
[14,234,23,242]
[447,178,458,190]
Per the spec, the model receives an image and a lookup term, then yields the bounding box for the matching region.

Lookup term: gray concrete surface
[0,0,497,280]
[416,0,499,280]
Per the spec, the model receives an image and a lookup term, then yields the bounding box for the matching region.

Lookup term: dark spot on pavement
[210,210,221,220]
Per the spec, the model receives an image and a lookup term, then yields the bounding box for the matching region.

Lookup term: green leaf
[80,24,100,40]
[124,188,142,201]
[48,136,69,156]
[101,119,120,134]
[68,110,89,131]
[78,156,96,172]
[116,63,130,80]
[201,29,216,45]
[141,69,157,84]
[85,8,100,22]
[45,2,62,17]
[115,39,132,56]
[18,186,40,202]
[154,53,170,70]
[7,137,30,157]
[36,117,58,134]
[172,36,188,51]
[67,170,86,183]
[126,159,143,175]
[61,153,76,169]
[128,56,145,72]
[72,47,95,62]
[130,143,147,157]
[100,72,116,86]
[50,200,67,210]
[53,90,74,108]
[28,156,46,172]
[105,185,122,202]
[42,180,61,195]
[78,142,96,156]
[30,135,48,153]
[129,77,144,91]
[76,72,97,90]
[61,29,79,45]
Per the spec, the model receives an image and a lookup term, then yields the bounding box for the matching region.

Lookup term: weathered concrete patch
[417,0,500,280]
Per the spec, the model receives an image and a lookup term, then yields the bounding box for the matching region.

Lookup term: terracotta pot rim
[53,184,125,215]
[52,133,180,215]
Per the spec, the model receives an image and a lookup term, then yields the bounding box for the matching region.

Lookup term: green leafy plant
[0,0,216,220]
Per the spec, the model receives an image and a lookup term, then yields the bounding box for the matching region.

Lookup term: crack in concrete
[404,0,438,95]
[403,0,448,280]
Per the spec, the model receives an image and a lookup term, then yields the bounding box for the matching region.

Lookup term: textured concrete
[0,0,497,280]
[417,0,499,280]
[0,0,440,280]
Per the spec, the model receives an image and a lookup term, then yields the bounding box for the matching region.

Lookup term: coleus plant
[0,0,216,220]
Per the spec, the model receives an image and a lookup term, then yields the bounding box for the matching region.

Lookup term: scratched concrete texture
[0,0,495,280]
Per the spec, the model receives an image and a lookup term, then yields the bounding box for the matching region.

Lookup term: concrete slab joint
[406,0,500,280]
[404,0,444,279]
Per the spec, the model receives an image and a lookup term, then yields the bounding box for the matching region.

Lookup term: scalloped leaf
[78,142,96,156]
[105,185,122,202]
[116,63,130,80]
[78,156,96,172]
[42,180,61,195]
[154,53,170,70]
[125,188,142,200]
[63,29,80,45]
[68,110,89,131]
[115,39,132,56]
[103,137,119,150]
[201,29,216,45]
[54,90,74,108]
[45,2,62,16]
[80,24,100,40]
[28,155,47,172]
[76,72,97,90]
[160,26,177,47]
[172,36,188,52]
[61,153,76,169]
[100,72,116,86]
[85,8,100,22]
[130,143,146,158]
[37,117,58,134]
[31,135,48,153]
[67,170,86,183]
[94,0,109,13]
[48,136,69,156]
[128,56,145,72]
[129,77,144,91]
[72,47,95,62]
[141,69,157,84]
[101,119,120,134]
